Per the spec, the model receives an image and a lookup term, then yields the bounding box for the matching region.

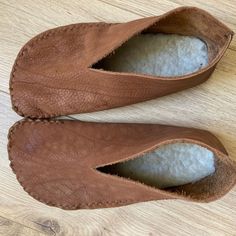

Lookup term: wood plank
[0,91,236,235]
[0,215,46,236]
[0,1,236,235]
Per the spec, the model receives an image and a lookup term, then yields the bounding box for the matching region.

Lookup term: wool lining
[98,142,215,188]
[94,33,208,77]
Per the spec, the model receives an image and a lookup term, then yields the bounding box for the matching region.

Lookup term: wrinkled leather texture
[10,6,233,118]
[8,120,236,209]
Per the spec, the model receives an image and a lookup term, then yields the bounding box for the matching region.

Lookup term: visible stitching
[8,119,235,208]
[7,119,135,209]
[10,22,113,119]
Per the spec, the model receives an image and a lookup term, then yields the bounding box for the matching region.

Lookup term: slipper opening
[97,141,236,201]
[92,7,232,77]
[93,33,208,77]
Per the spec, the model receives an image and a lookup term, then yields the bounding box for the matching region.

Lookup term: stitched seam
[10,22,114,119]
[8,119,135,209]
[8,119,235,207]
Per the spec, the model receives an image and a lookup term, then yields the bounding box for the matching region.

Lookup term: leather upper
[10,7,233,118]
[8,120,236,209]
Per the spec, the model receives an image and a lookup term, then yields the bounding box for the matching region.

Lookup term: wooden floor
[0,0,236,235]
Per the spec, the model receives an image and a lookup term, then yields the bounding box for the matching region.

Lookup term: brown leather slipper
[8,119,236,209]
[10,7,233,118]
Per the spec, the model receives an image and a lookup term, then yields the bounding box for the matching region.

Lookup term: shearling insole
[93,33,208,77]
[98,143,215,188]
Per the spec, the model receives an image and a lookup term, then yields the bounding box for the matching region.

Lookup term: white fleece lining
[99,143,215,189]
[95,33,213,188]
[96,33,208,77]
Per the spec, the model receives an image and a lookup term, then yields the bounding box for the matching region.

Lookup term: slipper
[8,119,236,209]
[10,6,233,118]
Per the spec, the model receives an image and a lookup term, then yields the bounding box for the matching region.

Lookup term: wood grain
[0,0,235,235]
[0,216,46,236]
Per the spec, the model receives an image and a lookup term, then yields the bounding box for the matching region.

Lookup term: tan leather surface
[10,7,233,118]
[8,119,236,209]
